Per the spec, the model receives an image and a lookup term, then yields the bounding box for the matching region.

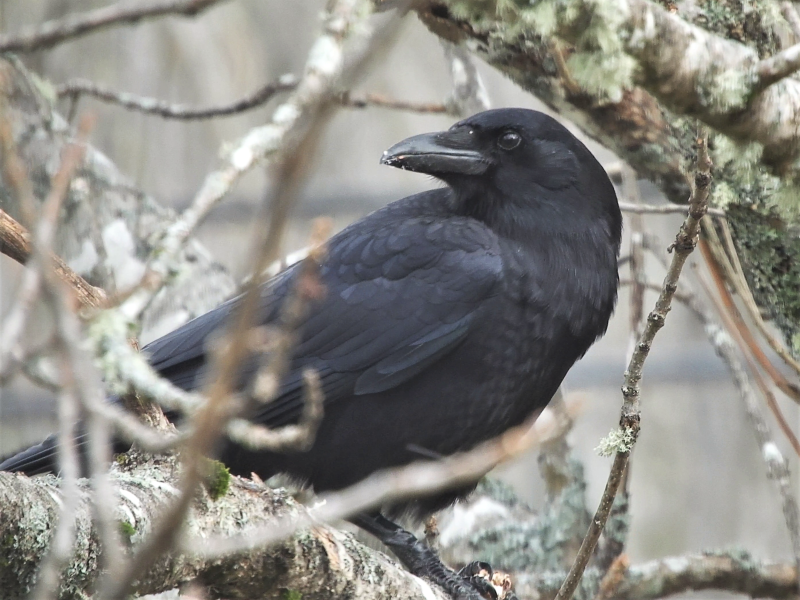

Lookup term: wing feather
[142,193,503,429]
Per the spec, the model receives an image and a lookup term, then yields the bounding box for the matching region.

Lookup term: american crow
[1,108,621,599]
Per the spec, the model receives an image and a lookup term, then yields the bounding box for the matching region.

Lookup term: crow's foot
[351,513,515,600]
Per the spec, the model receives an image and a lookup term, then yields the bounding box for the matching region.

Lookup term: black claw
[465,576,498,600]
[458,561,498,600]
[352,513,510,600]
[459,560,494,579]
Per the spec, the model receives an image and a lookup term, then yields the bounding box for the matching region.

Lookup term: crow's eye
[497,131,521,150]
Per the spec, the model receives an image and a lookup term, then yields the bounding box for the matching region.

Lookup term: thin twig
[619,279,693,304]
[57,78,451,121]
[0,109,98,382]
[0,0,228,53]
[228,223,329,451]
[56,75,298,120]
[553,131,712,600]
[716,217,800,377]
[96,3,403,597]
[691,267,800,592]
[618,201,725,217]
[46,280,127,577]
[113,10,402,324]
[699,227,800,403]
[0,106,128,590]
[340,91,450,113]
[698,240,800,456]
[249,219,331,405]
[596,167,643,574]
[228,368,324,451]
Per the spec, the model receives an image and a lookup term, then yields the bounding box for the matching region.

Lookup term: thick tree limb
[0,208,106,309]
[421,0,800,178]
[3,456,795,600]
[0,459,449,600]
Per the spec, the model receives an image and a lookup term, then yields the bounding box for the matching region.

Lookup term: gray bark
[0,56,235,342]
[0,454,449,600]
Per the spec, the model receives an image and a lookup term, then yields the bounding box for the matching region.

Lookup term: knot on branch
[620,412,641,433]
[621,385,639,398]
[668,235,697,253]
[694,171,712,190]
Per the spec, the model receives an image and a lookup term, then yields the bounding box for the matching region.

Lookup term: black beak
[380,130,489,176]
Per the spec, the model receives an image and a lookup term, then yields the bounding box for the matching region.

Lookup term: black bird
[1,108,621,600]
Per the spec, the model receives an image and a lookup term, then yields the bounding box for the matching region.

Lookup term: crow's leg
[351,512,499,600]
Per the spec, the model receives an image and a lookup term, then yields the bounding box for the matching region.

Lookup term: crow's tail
[0,434,63,475]
[0,431,132,476]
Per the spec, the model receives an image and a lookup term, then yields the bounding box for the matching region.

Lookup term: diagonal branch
[0,0,228,53]
[0,208,106,309]
[553,132,712,600]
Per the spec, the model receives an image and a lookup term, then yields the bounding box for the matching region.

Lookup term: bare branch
[0,0,228,53]
[56,77,452,121]
[340,91,450,113]
[613,552,797,600]
[30,377,81,600]
[0,209,107,308]
[96,3,404,597]
[618,201,725,217]
[56,75,298,120]
[553,132,712,600]
[699,225,800,404]
[227,368,324,451]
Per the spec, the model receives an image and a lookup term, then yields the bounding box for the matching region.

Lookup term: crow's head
[381,108,620,239]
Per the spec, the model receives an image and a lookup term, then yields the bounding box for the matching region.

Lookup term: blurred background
[0,0,795,572]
